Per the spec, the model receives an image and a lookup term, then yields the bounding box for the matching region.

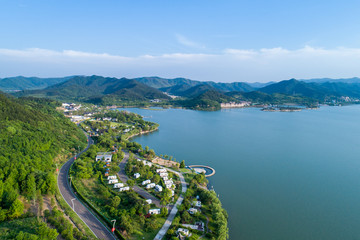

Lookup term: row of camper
[107,175,130,192]
[157,168,175,190]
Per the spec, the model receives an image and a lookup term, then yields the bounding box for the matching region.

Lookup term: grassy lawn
[131,217,165,240]
[179,168,192,174]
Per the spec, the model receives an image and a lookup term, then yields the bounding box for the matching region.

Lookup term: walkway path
[118,151,161,207]
[154,165,187,240]
[57,134,116,240]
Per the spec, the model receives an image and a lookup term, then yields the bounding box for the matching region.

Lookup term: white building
[146,183,156,189]
[108,179,119,184]
[165,183,173,189]
[171,190,175,196]
[96,152,112,162]
[148,209,161,215]
[143,160,152,167]
[193,201,202,207]
[155,185,163,192]
[119,186,130,192]
[159,172,168,178]
[162,176,168,181]
[188,208,198,215]
[142,180,151,185]
[107,175,117,180]
[145,199,152,204]
[177,228,190,237]
[156,168,167,173]
[113,183,125,188]
[134,173,140,179]
[164,180,173,185]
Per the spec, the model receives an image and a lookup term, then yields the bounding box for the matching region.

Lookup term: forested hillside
[0,93,87,238]
[15,75,171,104]
[0,76,70,91]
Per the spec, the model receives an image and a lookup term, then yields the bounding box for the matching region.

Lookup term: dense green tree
[180,160,185,168]
[152,175,160,184]
[161,207,168,217]
[110,196,121,208]
[8,199,24,219]
[126,179,135,187]
[25,174,36,199]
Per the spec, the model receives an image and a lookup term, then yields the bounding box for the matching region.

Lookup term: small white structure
[159,172,168,178]
[96,152,112,162]
[156,168,167,173]
[165,183,173,189]
[188,208,198,215]
[119,186,130,192]
[155,185,163,192]
[162,176,169,181]
[107,175,117,180]
[146,183,156,189]
[142,180,151,185]
[143,160,152,167]
[164,180,173,185]
[134,173,140,179]
[148,209,161,215]
[177,228,190,237]
[113,183,125,188]
[108,179,119,184]
[193,201,202,207]
[145,199,152,204]
[171,190,175,196]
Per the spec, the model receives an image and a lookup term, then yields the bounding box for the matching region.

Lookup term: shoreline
[125,128,159,140]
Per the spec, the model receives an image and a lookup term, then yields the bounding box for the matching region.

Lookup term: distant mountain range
[0,76,73,91]
[135,76,255,96]
[14,75,170,104]
[5,75,360,109]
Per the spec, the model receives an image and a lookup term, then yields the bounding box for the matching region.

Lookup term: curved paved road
[57,134,116,240]
[118,151,161,207]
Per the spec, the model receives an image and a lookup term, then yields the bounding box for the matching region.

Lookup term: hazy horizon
[2,74,360,85]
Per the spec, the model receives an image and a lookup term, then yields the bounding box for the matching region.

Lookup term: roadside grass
[55,191,97,239]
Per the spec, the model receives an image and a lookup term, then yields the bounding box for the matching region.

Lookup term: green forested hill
[0,76,71,91]
[160,83,216,98]
[0,93,86,222]
[15,75,171,104]
[180,90,235,110]
[136,76,255,92]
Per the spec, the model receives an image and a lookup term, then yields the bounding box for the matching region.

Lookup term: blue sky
[1,0,360,82]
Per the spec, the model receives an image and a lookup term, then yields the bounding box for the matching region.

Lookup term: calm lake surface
[120,106,360,240]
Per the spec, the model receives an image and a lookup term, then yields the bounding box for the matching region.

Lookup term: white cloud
[1,46,360,82]
[175,34,205,49]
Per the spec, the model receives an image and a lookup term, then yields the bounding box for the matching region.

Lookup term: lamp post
[71,198,76,210]
[111,219,116,233]
[69,176,72,188]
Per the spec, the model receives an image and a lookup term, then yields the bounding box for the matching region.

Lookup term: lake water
[120,106,360,240]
